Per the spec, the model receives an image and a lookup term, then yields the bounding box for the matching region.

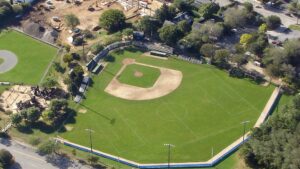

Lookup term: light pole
[164,144,175,169]
[241,120,250,143]
[85,128,94,152]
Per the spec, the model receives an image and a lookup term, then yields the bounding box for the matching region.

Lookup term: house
[173,12,193,24]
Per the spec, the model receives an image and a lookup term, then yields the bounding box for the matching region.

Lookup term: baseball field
[0,30,58,84]
[59,48,274,163]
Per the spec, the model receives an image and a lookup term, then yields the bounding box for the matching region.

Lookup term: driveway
[0,138,91,169]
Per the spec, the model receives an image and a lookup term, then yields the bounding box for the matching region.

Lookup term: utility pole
[85,128,94,153]
[164,144,175,169]
[241,120,250,143]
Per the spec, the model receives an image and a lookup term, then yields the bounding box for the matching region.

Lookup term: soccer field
[0,30,58,84]
[60,48,274,163]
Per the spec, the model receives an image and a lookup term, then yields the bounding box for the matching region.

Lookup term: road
[0,138,91,169]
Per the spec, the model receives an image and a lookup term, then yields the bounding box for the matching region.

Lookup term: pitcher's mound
[134,71,143,77]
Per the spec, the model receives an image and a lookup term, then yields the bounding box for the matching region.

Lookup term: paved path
[0,138,91,169]
[0,50,18,73]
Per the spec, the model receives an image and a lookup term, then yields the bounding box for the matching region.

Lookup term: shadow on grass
[16,108,77,134]
[103,55,115,62]
[79,104,116,125]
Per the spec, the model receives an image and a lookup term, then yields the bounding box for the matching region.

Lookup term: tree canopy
[224,7,247,28]
[241,95,300,169]
[99,9,126,32]
[64,14,80,29]
[158,25,183,45]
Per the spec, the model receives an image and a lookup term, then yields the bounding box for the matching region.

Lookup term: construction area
[21,0,163,45]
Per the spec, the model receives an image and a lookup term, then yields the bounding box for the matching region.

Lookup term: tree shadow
[103,55,115,62]
[45,154,75,169]
[10,162,22,169]
[79,104,116,125]
[0,137,12,146]
[16,125,33,134]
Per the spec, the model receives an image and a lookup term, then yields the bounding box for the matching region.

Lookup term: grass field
[0,58,3,65]
[118,64,161,88]
[59,48,274,163]
[0,30,58,84]
[289,24,300,31]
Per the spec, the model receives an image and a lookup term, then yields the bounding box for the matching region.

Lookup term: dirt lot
[24,0,162,45]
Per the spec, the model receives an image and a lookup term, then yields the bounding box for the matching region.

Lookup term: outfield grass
[118,64,161,88]
[0,30,58,84]
[59,48,274,163]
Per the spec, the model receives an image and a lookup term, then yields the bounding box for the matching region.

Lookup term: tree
[99,9,125,32]
[258,23,267,33]
[200,43,215,59]
[283,39,300,66]
[243,2,253,12]
[10,113,22,126]
[224,8,247,28]
[64,14,80,29]
[214,49,230,69]
[266,15,281,30]
[231,54,247,67]
[91,43,104,55]
[241,95,300,168]
[173,0,192,12]
[138,16,160,37]
[25,107,41,123]
[158,25,182,45]
[53,62,64,73]
[155,3,176,23]
[240,33,253,46]
[177,20,191,35]
[38,141,60,155]
[42,77,58,88]
[122,28,133,37]
[63,54,73,64]
[12,4,23,15]
[288,1,300,24]
[199,21,224,39]
[0,149,14,167]
[198,2,220,19]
